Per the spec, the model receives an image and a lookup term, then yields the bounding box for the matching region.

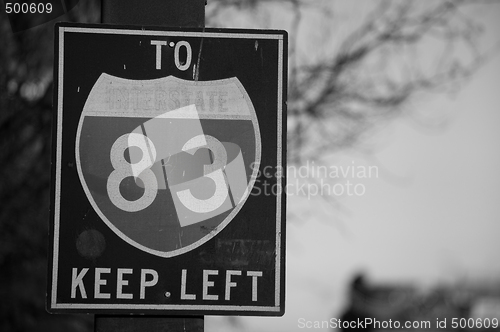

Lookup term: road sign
[48,23,286,316]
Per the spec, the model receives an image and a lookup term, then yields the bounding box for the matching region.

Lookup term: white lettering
[180,269,196,300]
[151,40,167,70]
[174,41,192,71]
[116,268,133,299]
[224,270,241,301]
[140,269,159,299]
[202,270,219,300]
[178,269,264,302]
[71,267,88,299]
[247,271,262,301]
[94,268,111,299]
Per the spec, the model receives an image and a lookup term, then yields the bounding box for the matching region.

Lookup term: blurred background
[1,1,500,331]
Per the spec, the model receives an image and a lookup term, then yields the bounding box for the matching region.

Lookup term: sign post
[48,1,286,331]
[101,3,205,330]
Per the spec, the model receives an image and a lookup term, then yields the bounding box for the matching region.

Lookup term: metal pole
[102,0,205,28]
[95,1,206,331]
[95,315,204,332]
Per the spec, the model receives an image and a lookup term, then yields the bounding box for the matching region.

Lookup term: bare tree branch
[281,0,498,163]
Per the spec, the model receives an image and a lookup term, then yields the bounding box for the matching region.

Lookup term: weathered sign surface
[48,23,286,316]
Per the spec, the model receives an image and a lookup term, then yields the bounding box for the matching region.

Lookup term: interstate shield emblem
[76,73,261,257]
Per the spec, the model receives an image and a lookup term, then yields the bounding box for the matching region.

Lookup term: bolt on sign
[47,23,287,316]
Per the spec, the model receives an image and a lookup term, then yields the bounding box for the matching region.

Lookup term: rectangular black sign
[48,23,286,316]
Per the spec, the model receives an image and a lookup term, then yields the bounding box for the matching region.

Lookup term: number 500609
[5,2,53,14]
[451,318,499,329]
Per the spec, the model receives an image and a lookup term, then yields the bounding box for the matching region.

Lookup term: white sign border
[51,25,285,314]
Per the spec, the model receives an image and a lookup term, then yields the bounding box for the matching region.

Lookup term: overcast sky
[206,1,500,331]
